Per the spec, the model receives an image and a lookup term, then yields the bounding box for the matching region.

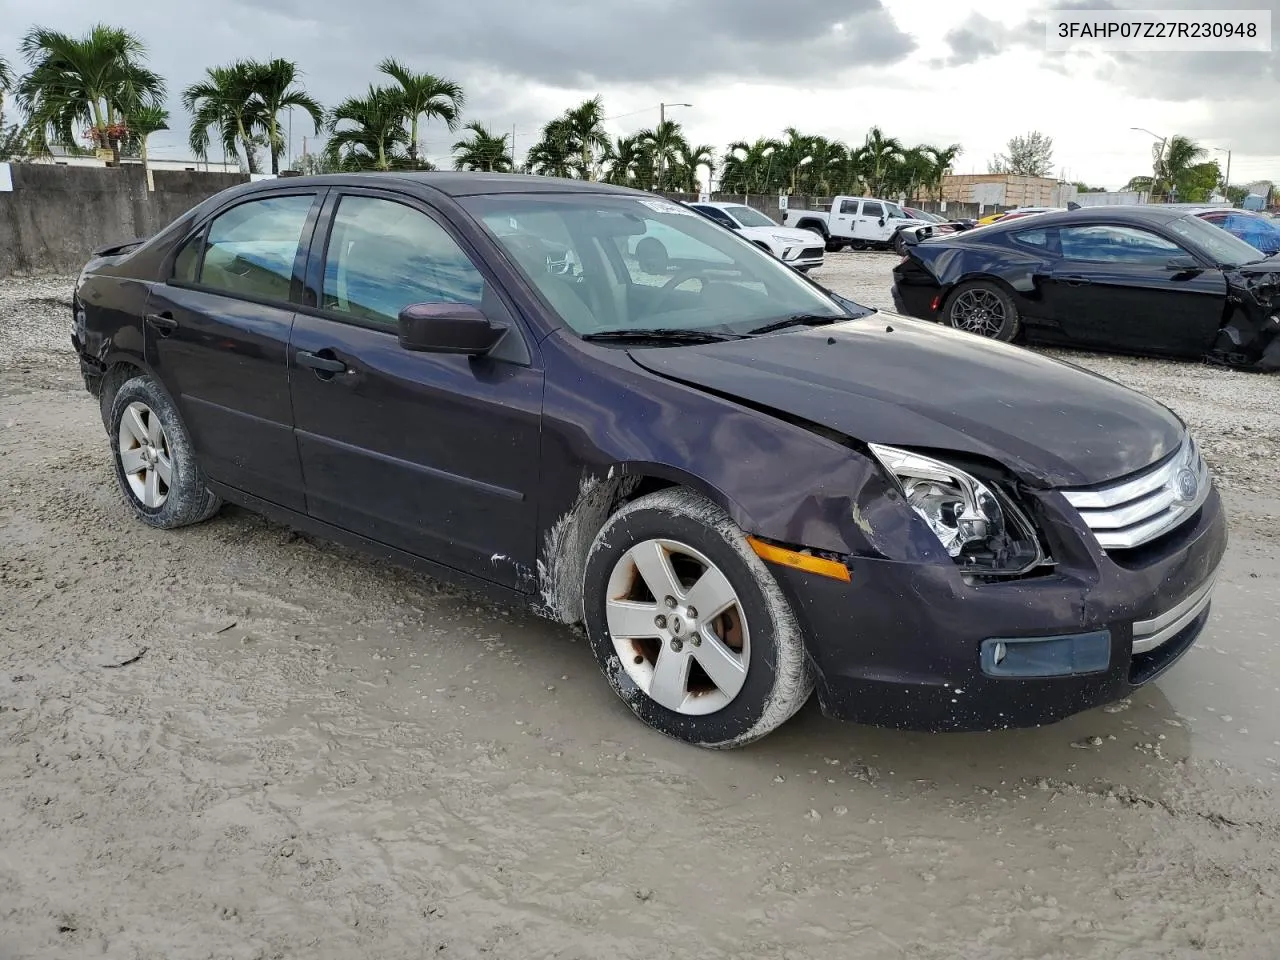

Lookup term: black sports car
[71,174,1225,747]
[892,205,1280,370]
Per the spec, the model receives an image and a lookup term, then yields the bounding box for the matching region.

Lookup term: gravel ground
[2,262,1279,959]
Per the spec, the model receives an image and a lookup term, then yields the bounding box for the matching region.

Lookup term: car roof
[223,171,644,199]
[976,204,1202,233]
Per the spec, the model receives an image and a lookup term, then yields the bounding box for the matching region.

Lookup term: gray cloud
[222,0,915,88]
[930,12,1045,67]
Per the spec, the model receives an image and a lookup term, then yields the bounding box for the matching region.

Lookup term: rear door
[1041,222,1226,356]
[145,189,323,511]
[829,198,858,239]
[288,188,543,588]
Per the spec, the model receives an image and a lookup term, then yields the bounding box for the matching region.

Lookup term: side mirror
[1166,256,1201,273]
[397,302,505,355]
[878,218,886,227]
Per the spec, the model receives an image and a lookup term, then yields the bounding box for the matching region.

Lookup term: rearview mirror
[397,302,505,355]
[1166,256,1201,272]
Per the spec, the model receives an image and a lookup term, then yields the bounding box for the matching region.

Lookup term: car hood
[744,226,824,245]
[626,313,1185,488]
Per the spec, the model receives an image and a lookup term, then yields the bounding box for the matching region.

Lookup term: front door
[830,198,859,240]
[852,200,890,243]
[1042,223,1227,356]
[145,190,321,511]
[289,190,543,589]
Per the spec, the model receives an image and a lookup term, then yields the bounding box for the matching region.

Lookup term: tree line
[0,22,967,200]
[0,23,1235,204]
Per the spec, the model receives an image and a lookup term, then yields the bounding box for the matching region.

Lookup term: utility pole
[512,124,517,172]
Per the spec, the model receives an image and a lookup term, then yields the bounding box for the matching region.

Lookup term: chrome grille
[1061,434,1212,550]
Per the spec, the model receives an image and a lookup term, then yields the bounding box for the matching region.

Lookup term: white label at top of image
[1045,9,1271,51]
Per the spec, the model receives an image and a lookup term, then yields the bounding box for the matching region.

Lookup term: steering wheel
[651,270,708,312]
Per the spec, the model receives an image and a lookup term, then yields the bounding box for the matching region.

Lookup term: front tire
[943,280,1021,342]
[582,488,813,748]
[109,375,222,529]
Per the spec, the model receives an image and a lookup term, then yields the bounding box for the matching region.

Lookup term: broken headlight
[869,444,1047,577]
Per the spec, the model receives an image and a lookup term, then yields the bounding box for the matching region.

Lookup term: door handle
[1059,276,1092,286]
[295,349,347,374]
[145,312,178,334]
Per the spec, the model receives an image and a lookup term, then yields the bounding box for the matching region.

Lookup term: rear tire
[582,488,813,748]
[943,281,1021,342]
[108,375,222,529]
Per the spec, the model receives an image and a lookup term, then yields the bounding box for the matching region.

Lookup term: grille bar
[1062,435,1212,551]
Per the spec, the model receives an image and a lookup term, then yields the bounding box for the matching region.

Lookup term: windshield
[723,205,777,228]
[461,193,849,337]
[1167,213,1266,267]
[884,202,906,219]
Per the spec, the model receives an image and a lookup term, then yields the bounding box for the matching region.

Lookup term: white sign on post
[778,194,788,211]
[697,190,710,204]
[0,163,12,192]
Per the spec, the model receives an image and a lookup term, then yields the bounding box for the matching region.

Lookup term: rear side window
[322,195,485,327]
[863,201,884,218]
[839,199,859,214]
[1059,224,1182,264]
[1011,228,1050,249]
[198,195,314,301]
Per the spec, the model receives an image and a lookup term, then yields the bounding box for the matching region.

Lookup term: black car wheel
[944,281,1021,342]
[109,374,222,529]
[582,488,813,748]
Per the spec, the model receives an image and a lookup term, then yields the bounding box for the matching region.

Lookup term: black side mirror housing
[1166,256,1202,273]
[397,302,505,355]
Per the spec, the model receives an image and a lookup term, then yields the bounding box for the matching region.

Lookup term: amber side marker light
[746,536,851,583]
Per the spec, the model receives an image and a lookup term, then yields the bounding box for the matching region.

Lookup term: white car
[687,201,825,271]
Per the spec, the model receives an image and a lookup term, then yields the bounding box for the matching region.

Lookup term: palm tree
[719,138,783,194]
[603,134,644,186]
[183,63,264,173]
[638,120,689,190]
[1158,135,1208,201]
[124,103,167,171]
[0,56,12,109]
[527,117,576,178]
[681,143,716,192]
[922,143,962,203]
[562,96,609,181]
[16,23,165,164]
[452,122,512,172]
[859,126,905,196]
[377,58,464,167]
[324,85,411,171]
[244,58,322,174]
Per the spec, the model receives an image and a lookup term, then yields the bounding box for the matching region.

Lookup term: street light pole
[1131,126,1168,200]
[1209,145,1232,196]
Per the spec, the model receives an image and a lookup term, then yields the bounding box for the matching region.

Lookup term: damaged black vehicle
[71,174,1226,749]
[892,205,1280,370]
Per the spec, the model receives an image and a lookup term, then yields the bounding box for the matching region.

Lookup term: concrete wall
[0,164,248,278]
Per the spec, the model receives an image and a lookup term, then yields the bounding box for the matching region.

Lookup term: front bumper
[782,244,826,271]
[767,485,1227,732]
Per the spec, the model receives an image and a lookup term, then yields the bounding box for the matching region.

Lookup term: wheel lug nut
[663,596,677,609]
[686,606,697,619]
[670,639,683,652]
[654,614,667,629]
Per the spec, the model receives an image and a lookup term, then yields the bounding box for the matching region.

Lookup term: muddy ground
[2,259,1279,960]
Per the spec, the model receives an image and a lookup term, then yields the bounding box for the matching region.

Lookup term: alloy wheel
[118,401,173,508]
[951,288,1006,337]
[605,538,750,715]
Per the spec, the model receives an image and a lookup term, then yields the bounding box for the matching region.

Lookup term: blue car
[1196,208,1280,255]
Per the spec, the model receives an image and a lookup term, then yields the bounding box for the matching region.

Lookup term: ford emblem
[1174,467,1199,503]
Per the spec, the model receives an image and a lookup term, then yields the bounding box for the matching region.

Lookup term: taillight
[930,294,941,312]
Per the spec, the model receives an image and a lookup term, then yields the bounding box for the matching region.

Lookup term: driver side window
[863,201,884,219]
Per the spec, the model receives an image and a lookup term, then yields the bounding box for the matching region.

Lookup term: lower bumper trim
[1132,575,1216,653]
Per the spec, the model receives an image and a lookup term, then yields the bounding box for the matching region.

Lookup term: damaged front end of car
[1215,264,1280,370]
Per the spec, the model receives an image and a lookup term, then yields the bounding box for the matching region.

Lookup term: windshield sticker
[637,199,695,216]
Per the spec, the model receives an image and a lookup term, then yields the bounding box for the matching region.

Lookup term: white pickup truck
[782,196,932,251]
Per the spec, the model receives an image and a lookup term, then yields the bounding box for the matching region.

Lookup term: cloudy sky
[1,0,1276,190]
